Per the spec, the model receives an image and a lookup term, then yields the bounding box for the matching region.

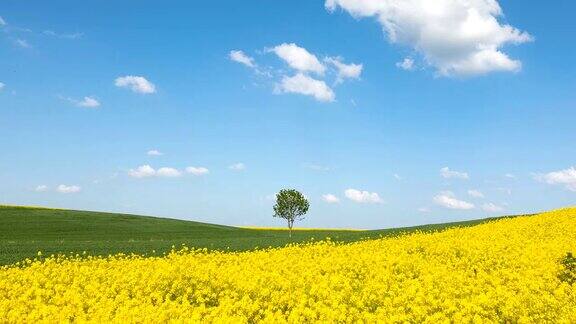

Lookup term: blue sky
[0,1,575,228]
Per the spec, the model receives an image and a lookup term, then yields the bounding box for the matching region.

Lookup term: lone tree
[273,189,309,237]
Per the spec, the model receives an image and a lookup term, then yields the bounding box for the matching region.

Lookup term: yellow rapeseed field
[1,208,575,322]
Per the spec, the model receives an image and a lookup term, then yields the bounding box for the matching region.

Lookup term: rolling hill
[0,205,525,265]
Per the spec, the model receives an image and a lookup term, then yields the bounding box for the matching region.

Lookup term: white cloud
[467,189,484,198]
[77,96,100,108]
[326,0,532,76]
[42,30,83,39]
[276,73,335,102]
[58,95,100,108]
[302,163,331,171]
[185,166,209,176]
[0,16,6,26]
[396,57,415,71]
[322,194,340,204]
[115,76,156,94]
[440,167,469,180]
[504,173,516,179]
[57,184,81,194]
[325,57,363,82]
[482,202,504,213]
[536,167,576,192]
[497,187,512,195]
[15,39,31,48]
[147,149,163,156]
[0,82,4,91]
[128,165,184,178]
[156,167,182,177]
[344,188,383,204]
[418,207,430,213]
[35,185,49,192]
[433,191,474,210]
[128,165,156,178]
[270,43,326,74]
[229,50,256,68]
[229,163,246,171]
[393,174,402,180]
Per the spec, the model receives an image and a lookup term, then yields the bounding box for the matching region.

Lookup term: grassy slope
[0,205,526,265]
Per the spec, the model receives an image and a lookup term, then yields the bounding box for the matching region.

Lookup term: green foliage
[558,252,576,285]
[273,189,310,236]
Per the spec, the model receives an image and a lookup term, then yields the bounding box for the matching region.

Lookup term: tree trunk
[288,219,293,238]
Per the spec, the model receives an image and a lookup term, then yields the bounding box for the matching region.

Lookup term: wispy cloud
[302,163,332,171]
[15,39,31,48]
[467,189,484,198]
[482,202,504,213]
[35,185,49,192]
[396,58,415,71]
[228,163,246,171]
[440,167,469,180]
[325,56,363,83]
[59,95,100,108]
[229,50,256,68]
[42,30,83,39]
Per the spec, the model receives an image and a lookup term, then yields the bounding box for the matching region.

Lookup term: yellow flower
[0,208,575,322]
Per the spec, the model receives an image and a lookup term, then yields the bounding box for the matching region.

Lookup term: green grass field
[0,205,527,265]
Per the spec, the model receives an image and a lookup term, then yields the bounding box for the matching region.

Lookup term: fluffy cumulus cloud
[232,43,362,102]
[536,166,576,191]
[186,166,209,176]
[433,191,474,210]
[325,57,363,82]
[325,0,532,76]
[276,73,335,102]
[467,189,484,198]
[57,184,81,194]
[156,167,182,177]
[344,188,383,204]
[228,163,246,171]
[322,194,340,204]
[128,165,157,178]
[147,149,163,156]
[482,202,504,213]
[270,43,326,75]
[115,76,156,94]
[440,167,469,180]
[229,50,256,68]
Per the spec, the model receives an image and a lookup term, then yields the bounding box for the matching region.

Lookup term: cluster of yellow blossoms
[1,208,575,322]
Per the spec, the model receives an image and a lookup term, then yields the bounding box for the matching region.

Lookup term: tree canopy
[273,189,309,237]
